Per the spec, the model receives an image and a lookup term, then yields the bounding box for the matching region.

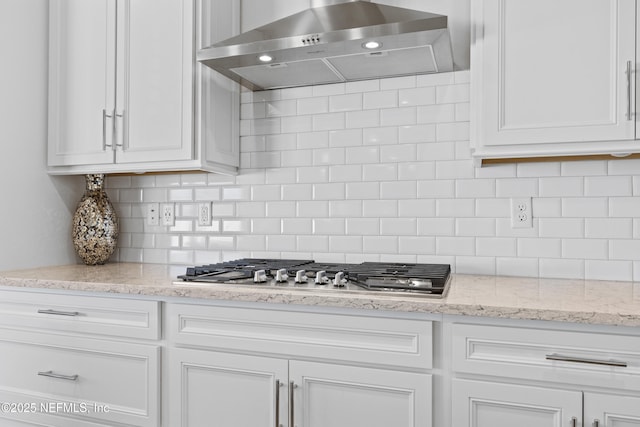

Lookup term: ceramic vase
[72,174,119,265]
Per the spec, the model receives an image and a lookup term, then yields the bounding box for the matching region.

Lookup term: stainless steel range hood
[197,0,454,91]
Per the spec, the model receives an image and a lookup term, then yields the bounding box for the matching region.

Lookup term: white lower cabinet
[451,321,640,427]
[584,393,640,427]
[453,380,582,427]
[169,348,431,427]
[166,302,434,427]
[0,290,160,427]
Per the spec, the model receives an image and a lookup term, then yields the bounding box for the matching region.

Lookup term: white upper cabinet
[48,0,239,175]
[471,0,639,163]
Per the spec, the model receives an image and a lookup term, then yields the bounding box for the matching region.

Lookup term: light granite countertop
[0,263,639,327]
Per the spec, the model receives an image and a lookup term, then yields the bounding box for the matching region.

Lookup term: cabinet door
[48,0,116,166]
[585,393,640,427]
[290,360,432,427]
[115,0,194,164]
[474,0,636,147]
[452,379,582,427]
[196,0,240,169]
[169,348,288,427]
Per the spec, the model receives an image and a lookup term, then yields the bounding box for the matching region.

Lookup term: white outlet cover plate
[511,197,532,228]
[198,202,212,226]
[161,203,175,226]
[146,203,159,226]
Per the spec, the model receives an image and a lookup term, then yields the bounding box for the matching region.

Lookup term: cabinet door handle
[115,111,125,149]
[289,381,296,427]
[546,353,628,367]
[275,380,282,427]
[626,60,633,121]
[593,419,600,427]
[37,309,80,317]
[37,370,78,381]
[102,109,114,149]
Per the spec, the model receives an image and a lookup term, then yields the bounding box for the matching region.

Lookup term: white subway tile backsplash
[562,239,607,259]
[380,107,417,126]
[585,218,633,239]
[539,218,584,238]
[380,76,416,90]
[380,218,416,235]
[417,218,455,236]
[562,198,608,217]
[346,182,380,200]
[539,259,584,279]
[398,199,436,217]
[399,125,437,144]
[346,110,380,128]
[313,112,346,131]
[329,94,363,112]
[585,260,633,281]
[496,257,539,277]
[436,84,470,104]
[363,126,398,145]
[346,218,380,235]
[417,104,456,124]
[313,219,345,235]
[609,197,640,217]
[363,90,398,110]
[362,163,398,181]
[281,116,312,134]
[398,162,436,181]
[418,180,455,198]
[109,72,640,281]
[399,236,436,254]
[398,87,436,107]
[313,183,345,200]
[585,176,632,196]
[380,144,416,162]
[297,97,329,115]
[329,129,363,147]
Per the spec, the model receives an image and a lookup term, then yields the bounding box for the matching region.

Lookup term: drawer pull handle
[593,420,600,427]
[37,371,78,381]
[571,416,578,427]
[546,353,628,368]
[37,309,80,317]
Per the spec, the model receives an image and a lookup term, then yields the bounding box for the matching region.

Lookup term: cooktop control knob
[253,270,268,283]
[315,270,329,285]
[295,270,308,283]
[275,268,289,283]
[333,271,346,287]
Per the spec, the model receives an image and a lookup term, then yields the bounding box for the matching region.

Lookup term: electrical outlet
[161,203,175,226]
[146,203,159,226]
[198,202,212,226]
[511,197,532,228]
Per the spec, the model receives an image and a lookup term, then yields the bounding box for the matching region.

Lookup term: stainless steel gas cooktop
[178,259,451,298]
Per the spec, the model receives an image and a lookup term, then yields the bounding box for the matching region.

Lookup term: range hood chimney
[197,0,454,91]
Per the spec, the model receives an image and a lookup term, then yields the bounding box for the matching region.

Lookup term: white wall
[0,0,82,270]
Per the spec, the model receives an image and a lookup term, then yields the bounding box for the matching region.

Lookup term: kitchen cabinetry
[471,0,640,163]
[167,303,433,427]
[47,0,239,175]
[0,289,160,427]
[451,322,640,427]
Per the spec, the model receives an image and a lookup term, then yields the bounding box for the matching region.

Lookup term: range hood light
[259,54,273,63]
[363,41,381,49]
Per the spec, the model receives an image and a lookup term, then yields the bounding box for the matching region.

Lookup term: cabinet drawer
[0,290,160,339]
[452,323,640,390]
[0,328,159,427]
[168,303,433,370]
